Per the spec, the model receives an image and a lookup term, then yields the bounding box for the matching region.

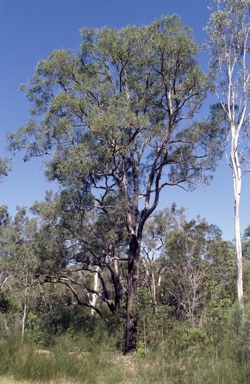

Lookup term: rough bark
[125,235,141,354]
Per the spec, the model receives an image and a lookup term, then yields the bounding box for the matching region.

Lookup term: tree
[206,0,250,308]
[162,219,233,326]
[8,16,223,352]
[29,191,126,318]
[0,155,10,181]
[0,206,42,338]
[141,204,186,307]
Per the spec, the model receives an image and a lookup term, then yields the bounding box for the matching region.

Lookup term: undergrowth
[1,305,250,383]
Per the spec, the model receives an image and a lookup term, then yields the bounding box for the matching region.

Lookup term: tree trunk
[113,258,123,308]
[21,300,27,342]
[234,179,243,308]
[22,275,28,342]
[90,267,100,315]
[151,269,157,307]
[232,133,243,308]
[125,235,141,354]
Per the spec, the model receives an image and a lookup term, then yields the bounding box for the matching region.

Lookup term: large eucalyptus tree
[206,0,250,308]
[9,16,223,352]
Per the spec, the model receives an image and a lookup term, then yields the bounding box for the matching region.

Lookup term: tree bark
[231,125,243,308]
[125,235,141,354]
[235,197,243,308]
[233,164,243,308]
[112,258,123,308]
[90,267,100,315]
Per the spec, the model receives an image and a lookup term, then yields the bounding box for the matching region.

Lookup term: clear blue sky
[0,0,249,241]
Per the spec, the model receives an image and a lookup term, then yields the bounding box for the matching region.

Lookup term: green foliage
[163,322,208,359]
[6,14,228,352]
[2,307,250,384]
[3,9,241,356]
[228,303,250,364]
[154,217,235,326]
[136,287,173,354]
[8,15,223,267]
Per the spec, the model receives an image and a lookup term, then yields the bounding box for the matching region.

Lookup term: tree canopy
[8,15,225,352]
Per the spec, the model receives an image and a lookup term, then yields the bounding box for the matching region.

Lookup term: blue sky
[0,0,249,241]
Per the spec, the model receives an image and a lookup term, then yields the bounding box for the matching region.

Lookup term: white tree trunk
[90,267,100,315]
[21,300,27,342]
[206,0,250,311]
[232,142,243,307]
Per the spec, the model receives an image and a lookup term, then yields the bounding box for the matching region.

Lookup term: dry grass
[0,354,153,384]
[0,377,81,384]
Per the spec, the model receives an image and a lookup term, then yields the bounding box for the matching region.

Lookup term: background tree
[206,0,250,307]
[8,16,224,352]
[141,204,186,307]
[136,210,236,354]
[0,206,41,339]
[162,219,234,326]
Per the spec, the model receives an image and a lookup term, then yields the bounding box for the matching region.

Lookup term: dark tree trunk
[109,258,123,309]
[125,235,141,354]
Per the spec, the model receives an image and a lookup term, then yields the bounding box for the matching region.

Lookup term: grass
[1,322,250,384]
[0,379,80,384]
[1,349,250,384]
[0,356,250,384]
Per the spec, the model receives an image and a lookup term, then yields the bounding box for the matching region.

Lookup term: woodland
[1,1,250,383]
